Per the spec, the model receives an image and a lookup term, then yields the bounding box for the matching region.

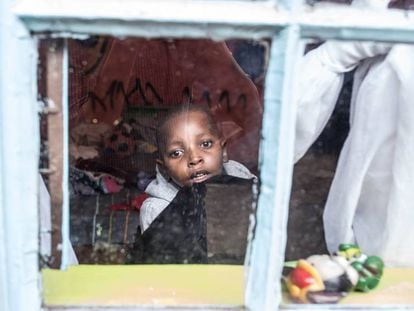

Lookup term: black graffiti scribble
[88,80,125,112]
[202,90,212,108]
[218,91,231,113]
[85,79,164,112]
[136,80,163,105]
[181,87,192,105]
[84,39,109,76]
[71,37,110,76]
[83,79,248,114]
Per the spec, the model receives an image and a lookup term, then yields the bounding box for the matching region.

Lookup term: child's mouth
[190,170,210,183]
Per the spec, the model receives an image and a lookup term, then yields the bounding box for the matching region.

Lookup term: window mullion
[61,38,70,270]
[245,24,300,311]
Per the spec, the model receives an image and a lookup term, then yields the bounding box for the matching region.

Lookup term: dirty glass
[38,37,269,266]
[282,37,414,306]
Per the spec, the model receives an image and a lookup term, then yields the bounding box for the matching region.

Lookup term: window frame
[2,0,414,310]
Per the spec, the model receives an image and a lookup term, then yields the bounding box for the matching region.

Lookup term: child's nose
[188,150,203,167]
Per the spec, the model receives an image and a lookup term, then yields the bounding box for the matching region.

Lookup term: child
[131,104,255,264]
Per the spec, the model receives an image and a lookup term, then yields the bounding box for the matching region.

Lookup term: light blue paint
[278,0,300,10]
[245,24,300,311]
[17,18,283,40]
[13,0,286,41]
[7,1,414,310]
[301,25,414,44]
[0,0,41,310]
[0,0,9,308]
[15,2,414,43]
[61,39,70,270]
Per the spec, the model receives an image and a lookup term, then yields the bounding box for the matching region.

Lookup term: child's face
[158,110,227,187]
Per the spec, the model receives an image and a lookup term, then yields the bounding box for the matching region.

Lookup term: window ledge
[42,264,244,308]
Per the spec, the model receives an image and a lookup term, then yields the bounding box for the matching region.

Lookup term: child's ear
[221,139,229,163]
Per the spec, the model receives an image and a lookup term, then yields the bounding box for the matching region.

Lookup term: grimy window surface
[22,0,414,310]
[281,1,414,302]
[39,37,269,266]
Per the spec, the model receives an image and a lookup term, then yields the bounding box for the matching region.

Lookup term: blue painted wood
[301,25,414,44]
[0,0,41,310]
[18,18,282,40]
[61,39,71,270]
[0,2,9,309]
[7,0,414,310]
[15,0,414,43]
[245,25,300,311]
[19,17,414,43]
[14,0,285,40]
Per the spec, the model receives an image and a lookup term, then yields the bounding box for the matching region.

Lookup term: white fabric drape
[295,44,414,266]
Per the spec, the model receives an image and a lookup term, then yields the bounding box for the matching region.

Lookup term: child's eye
[169,150,183,158]
[201,140,213,148]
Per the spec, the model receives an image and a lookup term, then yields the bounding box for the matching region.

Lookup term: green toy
[337,243,384,292]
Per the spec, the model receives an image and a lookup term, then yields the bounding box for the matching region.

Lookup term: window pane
[39,36,270,266]
[283,38,414,306]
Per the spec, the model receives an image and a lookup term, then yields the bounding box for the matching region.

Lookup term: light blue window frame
[2,0,414,310]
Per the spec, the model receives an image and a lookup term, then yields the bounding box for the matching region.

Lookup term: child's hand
[314,40,393,72]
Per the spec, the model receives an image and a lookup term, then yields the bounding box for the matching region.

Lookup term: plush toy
[284,259,325,303]
[285,254,358,303]
[284,244,384,304]
[336,244,384,292]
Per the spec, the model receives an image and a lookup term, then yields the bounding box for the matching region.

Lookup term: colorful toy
[284,244,384,303]
[336,244,384,292]
[285,259,325,303]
